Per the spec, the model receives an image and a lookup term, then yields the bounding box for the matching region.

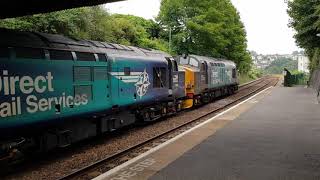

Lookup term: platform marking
[94,86,274,180]
[249,99,259,104]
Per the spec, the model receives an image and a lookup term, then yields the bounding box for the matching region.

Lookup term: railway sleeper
[98,111,136,134]
[0,85,239,164]
[1,111,138,161]
[0,138,25,166]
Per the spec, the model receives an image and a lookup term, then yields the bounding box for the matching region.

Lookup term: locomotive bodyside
[0,29,238,162]
[0,29,182,157]
[177,55,238,107]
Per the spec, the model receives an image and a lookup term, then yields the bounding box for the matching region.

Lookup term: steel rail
[59,77,279,180]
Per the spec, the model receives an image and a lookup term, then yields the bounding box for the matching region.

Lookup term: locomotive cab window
[15,48,45,60]
[50,50,73,61]
[124,67,131,76]
[97,54,107,62]
[180,56,189,65]
[173,60,178,71]
[153,67,167,88]
[76,52,96,61]
[232,68,237,78]
[201,63,206,71]
[0,47,9,59]
[189,58,199,67]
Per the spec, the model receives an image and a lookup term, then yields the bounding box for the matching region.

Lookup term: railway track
[238,75,273,89]
[60,76,279,180]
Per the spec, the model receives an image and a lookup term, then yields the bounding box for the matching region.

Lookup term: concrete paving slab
[150,87,320,180]
[95,86,273,180]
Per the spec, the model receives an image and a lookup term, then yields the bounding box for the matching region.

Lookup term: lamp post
[169,27,172,53]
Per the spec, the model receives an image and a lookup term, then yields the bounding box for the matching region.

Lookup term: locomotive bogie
[0,29,239,161]
[177,55,238,107]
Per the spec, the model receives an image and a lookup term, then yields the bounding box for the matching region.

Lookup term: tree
[0,7,107,39]
[288,0,320,72]
[157,0,252,73]
[108,14,169,51]
[0,3,252,71]
[0,6,170,52]
[264,58,298,75]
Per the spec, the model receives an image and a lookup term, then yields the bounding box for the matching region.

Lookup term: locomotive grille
[94,67,108,80]
[74,66,92,82]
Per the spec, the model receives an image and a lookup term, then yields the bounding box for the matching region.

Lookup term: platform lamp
[169,27,172,53]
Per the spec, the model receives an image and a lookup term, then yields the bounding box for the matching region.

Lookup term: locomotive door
[221,67,226,86]
[92,65,111,106]
[201,61,209,90]
[110,64,120,105]
[211,63,219,87]
[117,59,139,106]
[166,57,179,95]
[117,66,135,106]
[172,60,179,90]
[218,66,226,86]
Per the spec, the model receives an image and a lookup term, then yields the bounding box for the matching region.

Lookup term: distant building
[250,51,308,72]
[298,55,310,73]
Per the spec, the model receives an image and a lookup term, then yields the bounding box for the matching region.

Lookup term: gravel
[4,78,277,180]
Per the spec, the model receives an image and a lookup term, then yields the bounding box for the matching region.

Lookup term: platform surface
[96,87,320,180]
[150,87,320,180]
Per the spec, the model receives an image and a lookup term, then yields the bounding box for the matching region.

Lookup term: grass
[239,74,256,85]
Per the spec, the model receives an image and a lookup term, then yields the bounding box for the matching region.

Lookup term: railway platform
[95,86,320,180]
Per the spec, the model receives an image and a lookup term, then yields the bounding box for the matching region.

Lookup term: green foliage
[288,0,320,72]
[288,0,320,51]
[0,3,252,72]
[111,15,170,51]
[248,66,263,79]
[310,48,320,71]
[0,6,169,52]
[284,69,309,86]
[238,65,262,85]
[157,0,252,73]
[239,74,255,85]
[264,58,298,75]
[0,7,91,38]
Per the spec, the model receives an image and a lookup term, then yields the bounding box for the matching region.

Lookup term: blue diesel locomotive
[0,29,238,161]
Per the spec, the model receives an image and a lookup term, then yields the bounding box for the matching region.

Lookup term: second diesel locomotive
[178,55,238,108]
[0,29,238,160]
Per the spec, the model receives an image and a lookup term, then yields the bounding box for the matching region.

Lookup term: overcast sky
[105,0,300,55]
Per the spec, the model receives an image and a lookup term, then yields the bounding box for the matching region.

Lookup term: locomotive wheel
[194,99,198,106]
[177,103,181,112]
[162,107,167,116]
[144,112,151,121]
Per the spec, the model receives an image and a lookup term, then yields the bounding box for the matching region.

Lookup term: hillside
[263,58,298,74]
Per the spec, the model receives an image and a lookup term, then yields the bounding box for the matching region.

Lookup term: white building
[298,55,310,73]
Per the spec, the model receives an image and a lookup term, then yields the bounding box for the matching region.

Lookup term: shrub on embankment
[0,3,253,75]
[288,0,320,75]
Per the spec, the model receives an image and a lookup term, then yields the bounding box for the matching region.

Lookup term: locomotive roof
[0,28,170,58]
[190,55,236,66]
